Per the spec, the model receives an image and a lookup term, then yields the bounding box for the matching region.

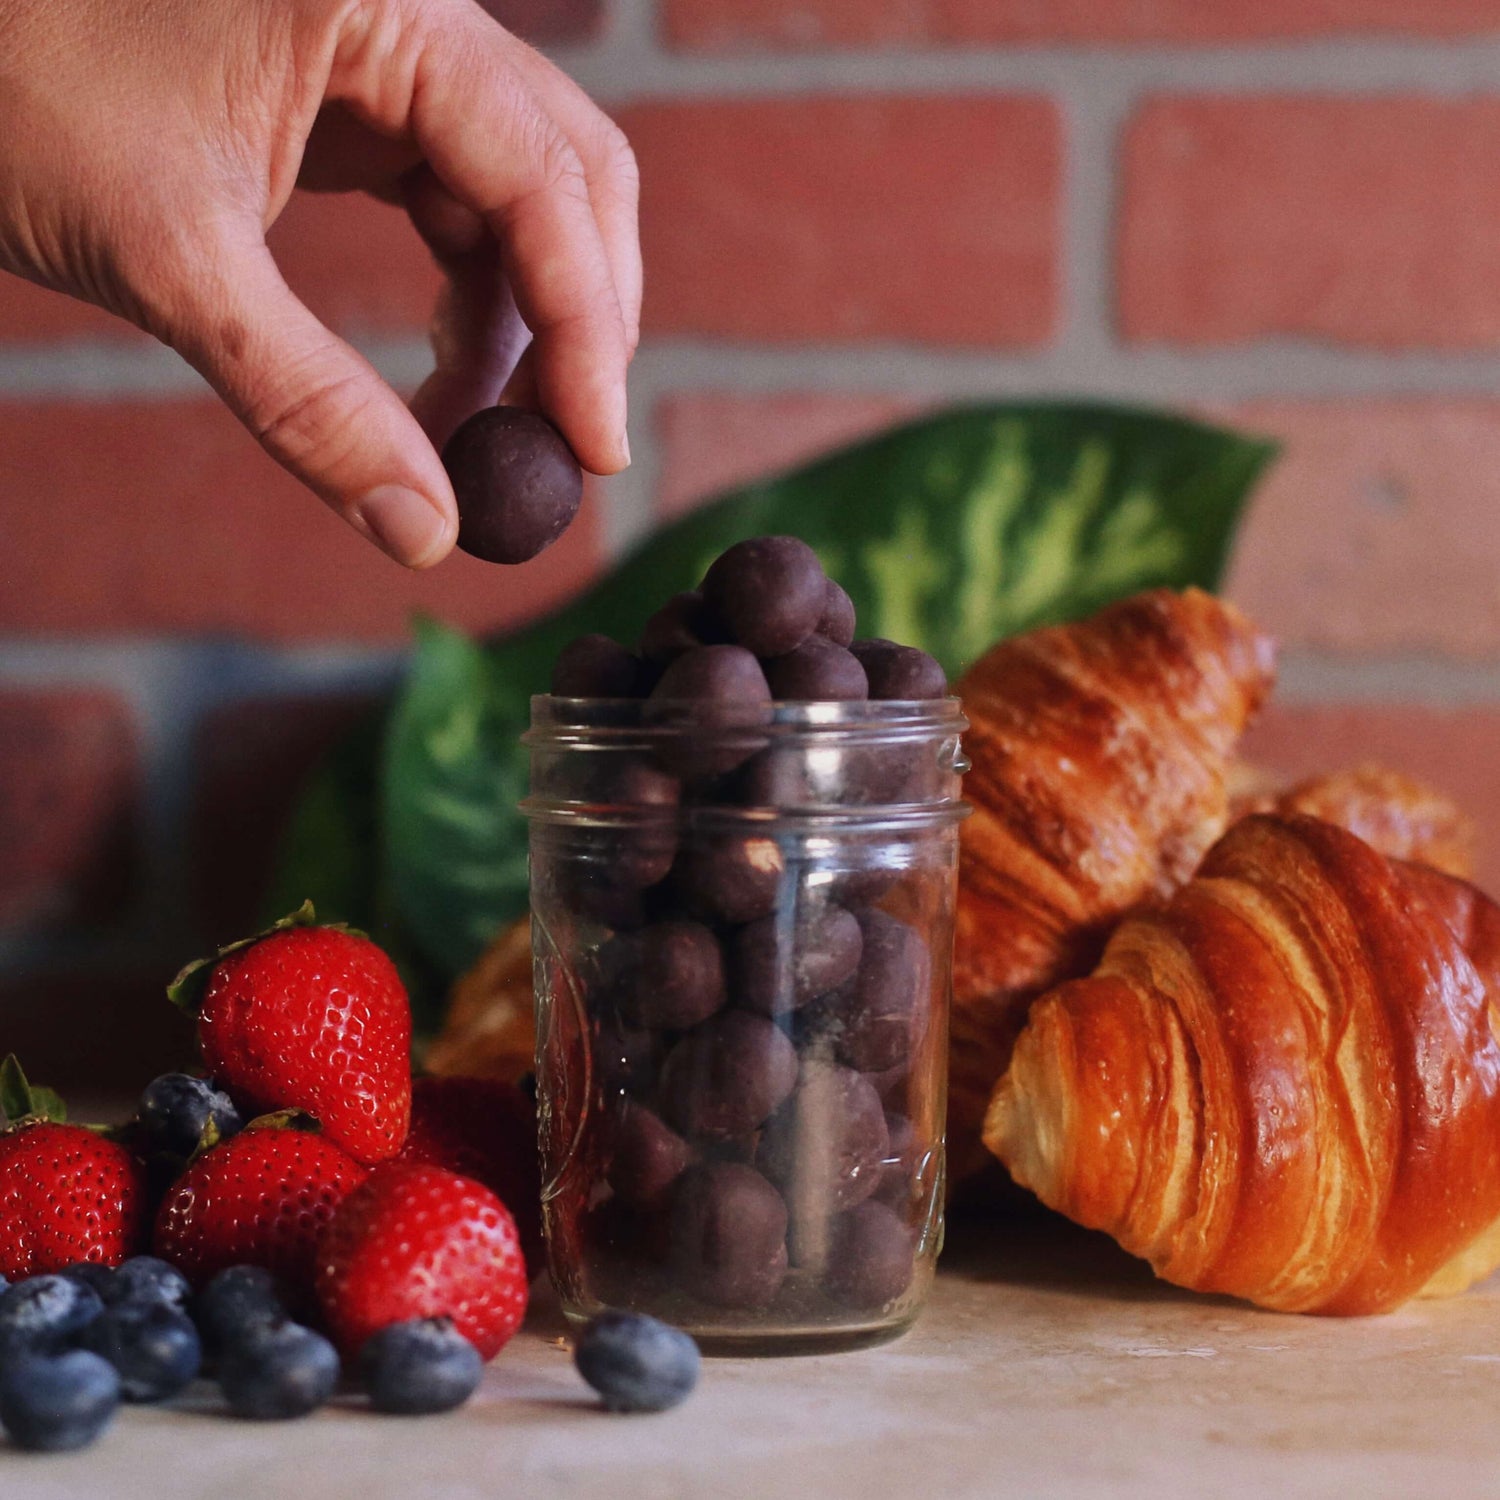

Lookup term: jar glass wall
[523,697,967,1355]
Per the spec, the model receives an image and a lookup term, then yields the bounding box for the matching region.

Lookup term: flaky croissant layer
[949,588,1276,1180]
[987,814,1500,1316]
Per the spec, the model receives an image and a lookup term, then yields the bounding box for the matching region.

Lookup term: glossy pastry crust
[948,588,1276,1180]
[1234,762,1476,880]
[987,814,1500,1315]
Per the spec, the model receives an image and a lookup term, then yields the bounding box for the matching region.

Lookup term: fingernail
[354,485,453,567]
[621,428,632,467]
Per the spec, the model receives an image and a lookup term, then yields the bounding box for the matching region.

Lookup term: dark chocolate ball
[591,1013,663,1098]
[563,874,656,931]
[731,905,863,1016]
[595,758,681,890]
[763,636,869,702]
[606,1103,694,1211]
[669,1163,789,1310]
[701,537,827,658]
[673,832,787,925]
[443,407,583,565]
[660,1011,799,1140]
[849,639,947,700]
[551,635,644,698]
[613,920,727,1031]
[817,579,857,648]
[756,1062,889,1215]
[826,1201,915,1309]
[873,1112,920,1210]
[799,910,930,1074]
[640,591,728,665]
[646,645,773,778]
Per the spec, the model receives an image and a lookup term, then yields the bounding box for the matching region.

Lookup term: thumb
[162,229,458,568]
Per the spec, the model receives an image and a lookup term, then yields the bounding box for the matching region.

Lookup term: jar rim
[525,693,967,745]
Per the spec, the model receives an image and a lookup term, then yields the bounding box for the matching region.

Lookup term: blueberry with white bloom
[574,1312,700,1413]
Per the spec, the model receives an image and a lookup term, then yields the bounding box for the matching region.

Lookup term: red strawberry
[170,906,412,1164]
[399,1076,544,1275]
[317,1163,528,1359]
[0,1056,147,1279]
[153,1124,368,1294]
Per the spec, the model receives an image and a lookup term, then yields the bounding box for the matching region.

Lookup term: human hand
[0,0,639,566]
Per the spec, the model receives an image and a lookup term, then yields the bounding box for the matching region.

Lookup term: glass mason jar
[523,694,968,1355]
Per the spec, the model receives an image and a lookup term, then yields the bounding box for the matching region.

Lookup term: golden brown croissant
[986,814,1500,1315]
[1230,762,1476,879]
[948,589,1276,1179]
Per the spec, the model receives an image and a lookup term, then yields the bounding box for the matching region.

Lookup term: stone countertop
[7,1213,1500,1500]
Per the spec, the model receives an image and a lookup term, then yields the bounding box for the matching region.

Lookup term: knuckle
[519,113,589,204]
[249,360,372,472]
[597,121,640,201]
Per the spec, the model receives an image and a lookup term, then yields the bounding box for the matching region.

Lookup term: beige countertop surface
[6,1212,1500,1500]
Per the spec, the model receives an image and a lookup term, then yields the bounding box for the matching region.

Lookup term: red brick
[1121,98,1500,349]
[0,278,145,344]
[190,695,380,938]
[1240,705,1500,894]
[1221,399,1500,657]
[655,392,922,517]
[0,197,437,346]
[0,692,137,934]
[622,97,1060,346]
[480,0,605,41]
[664,0,1500,49]
[0,971,195,1098]
[268,193,440,339]
[0,399,603,642]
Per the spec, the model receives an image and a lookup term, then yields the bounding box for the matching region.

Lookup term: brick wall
[6,0,1500,1091]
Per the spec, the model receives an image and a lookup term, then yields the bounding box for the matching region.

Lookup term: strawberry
[399,1076,545,1275]
[153,1122,368,1295]
[316,1163,528,1360]
[0,1056,147,1279]
[169,904,412,1165]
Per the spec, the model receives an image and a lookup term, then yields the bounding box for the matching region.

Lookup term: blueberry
[110,1257,192,1314]
[219,1320,339,1421]
[59,1263,119,1300]
[138,1072,244,1159]
[79,1301,201,1404]
[0,1275,104,1352]
[194,1266,285,1356]
[360,1318,482,1416]
[0,1351,120,1452]
[574,1312,700,1413]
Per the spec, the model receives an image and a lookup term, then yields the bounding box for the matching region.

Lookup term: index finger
[341,1,631,474]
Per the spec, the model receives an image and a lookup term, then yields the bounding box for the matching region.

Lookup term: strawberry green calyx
[243,1109,324,1136]
[0,1054,68,1127]
[166,902,365,1014]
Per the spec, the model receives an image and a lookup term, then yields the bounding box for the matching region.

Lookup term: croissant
[948,588,1276,1179]
[1230,762,1476,879]
[986,814,1500,1315]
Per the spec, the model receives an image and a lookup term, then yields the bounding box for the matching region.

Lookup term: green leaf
[0,1055,67,1126]
[379,402,1276,983]
[165,902,362,1014]
[382,617,533,989]
[261,709,387,930]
